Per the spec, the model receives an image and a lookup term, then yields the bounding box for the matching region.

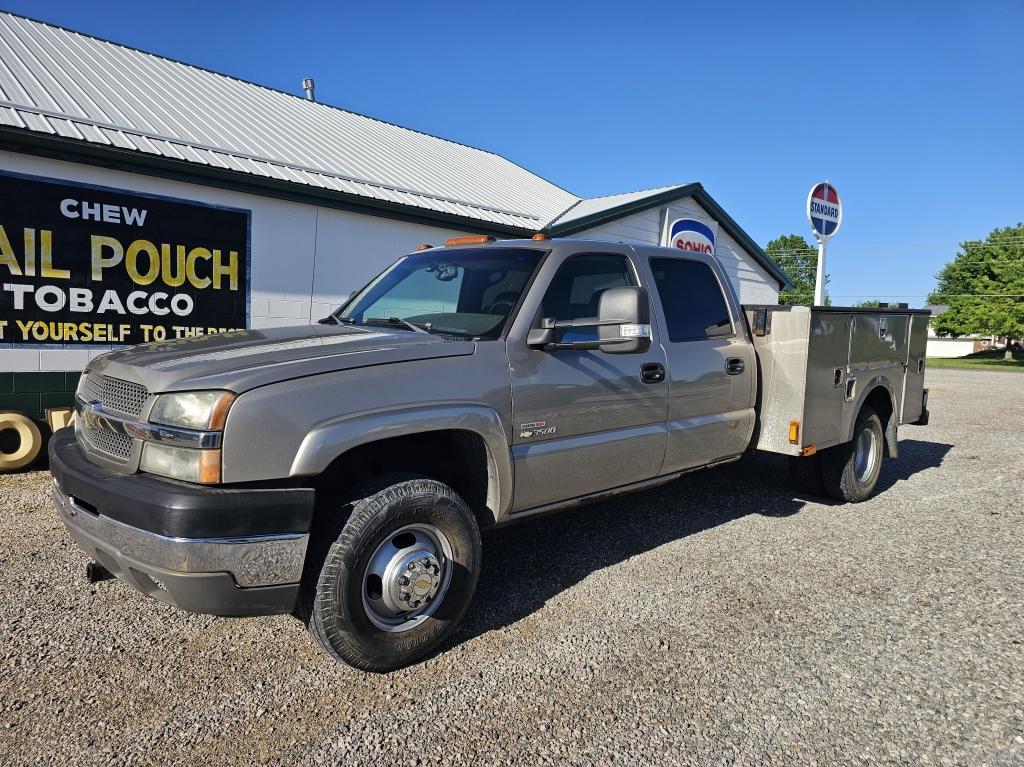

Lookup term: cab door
[505,243,669,512]
[644,252,756,472]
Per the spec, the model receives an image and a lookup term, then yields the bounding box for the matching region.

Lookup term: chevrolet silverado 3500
[50,237,929,671]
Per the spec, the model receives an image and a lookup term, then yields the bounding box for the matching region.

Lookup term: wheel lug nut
[399,576,409,586]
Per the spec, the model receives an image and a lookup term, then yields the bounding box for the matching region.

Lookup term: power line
[767,234,1024,250]
[831,292,1024,296]
[769,249,1024,261]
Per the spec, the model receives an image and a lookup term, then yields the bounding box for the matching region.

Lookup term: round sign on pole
[806,182,842,241]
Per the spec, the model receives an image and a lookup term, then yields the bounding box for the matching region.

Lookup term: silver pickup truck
[50,236,929,671]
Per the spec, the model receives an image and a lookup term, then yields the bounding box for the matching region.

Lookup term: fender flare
[289,404,512,524]
[846,375,899,459]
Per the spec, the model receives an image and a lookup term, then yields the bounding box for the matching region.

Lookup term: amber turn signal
[208,392,237,430]
[531,233,550,240]
[445,235,495,246]
[197,449,223,484]
[788,420,800,445]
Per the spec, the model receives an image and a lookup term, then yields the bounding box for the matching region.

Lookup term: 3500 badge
[519,420,557,439]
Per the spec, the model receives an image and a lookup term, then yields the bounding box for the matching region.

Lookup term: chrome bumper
[52,479,308,588]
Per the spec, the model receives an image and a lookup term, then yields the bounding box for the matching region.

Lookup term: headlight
[144,390,235,483]
[141,443,222,484]
[149,390,235,430]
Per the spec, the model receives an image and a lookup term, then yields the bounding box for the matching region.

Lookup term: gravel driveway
[2,368,1021,766]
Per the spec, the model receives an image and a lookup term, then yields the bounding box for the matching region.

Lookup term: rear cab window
[649,257,734,342]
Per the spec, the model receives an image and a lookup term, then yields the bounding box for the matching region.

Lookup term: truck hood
[89,324,476,394]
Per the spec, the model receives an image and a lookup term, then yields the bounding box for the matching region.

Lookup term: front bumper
[49,431,314,616]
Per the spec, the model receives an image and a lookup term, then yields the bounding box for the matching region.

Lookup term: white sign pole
[814,238,826,306]
[806,181,842,307]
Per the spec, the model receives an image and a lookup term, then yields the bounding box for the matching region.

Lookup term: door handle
[725,357,745,375]
[640,362,665,384]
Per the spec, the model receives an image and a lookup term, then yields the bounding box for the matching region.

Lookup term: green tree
[928,224,1024,359]
[766,234,830,305]
[854,300,882,308]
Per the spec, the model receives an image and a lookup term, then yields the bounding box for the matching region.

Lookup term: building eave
[545,183,793,291]
[0,125,793,292]
[0,126,535,238]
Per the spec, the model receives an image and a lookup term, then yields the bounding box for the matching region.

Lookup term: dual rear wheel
[789,406,885,503]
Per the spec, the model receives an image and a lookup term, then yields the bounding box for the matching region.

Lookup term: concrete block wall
[0,370,80,420]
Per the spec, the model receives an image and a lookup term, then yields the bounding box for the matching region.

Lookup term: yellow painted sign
[0,171,250,346]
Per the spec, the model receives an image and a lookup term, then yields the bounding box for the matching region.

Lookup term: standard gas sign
[668,218,717,254]
[806,182,842,240]
[0,171,250,346]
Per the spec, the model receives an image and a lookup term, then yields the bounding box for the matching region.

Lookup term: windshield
[338,247,544,339]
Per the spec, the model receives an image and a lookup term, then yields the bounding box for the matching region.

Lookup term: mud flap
[884,416,898,459]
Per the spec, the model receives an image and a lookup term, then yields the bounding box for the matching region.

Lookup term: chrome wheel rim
[854,427,878,483]
[361,523,453,633]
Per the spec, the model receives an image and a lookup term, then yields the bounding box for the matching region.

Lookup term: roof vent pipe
[302,78,315,101]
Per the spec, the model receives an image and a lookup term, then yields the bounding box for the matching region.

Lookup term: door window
[649,257,734,342]
[540,254,637,343]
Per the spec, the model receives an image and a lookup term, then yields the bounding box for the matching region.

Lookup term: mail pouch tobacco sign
[0,172,250,346]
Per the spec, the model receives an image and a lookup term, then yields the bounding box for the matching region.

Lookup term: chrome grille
[79,373,149,417]
[77,420,133,462]
[76,372,149,464]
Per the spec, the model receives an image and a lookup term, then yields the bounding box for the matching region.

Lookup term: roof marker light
[445,235,495,246]
[532,233,550,240]
[416,243,433,251]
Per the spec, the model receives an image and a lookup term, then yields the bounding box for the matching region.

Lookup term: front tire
[821,406,885,503]
[302,475,481,672]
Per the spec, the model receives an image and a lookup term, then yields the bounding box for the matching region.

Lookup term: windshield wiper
[317,314,357,326]
[388,317,430,334]
[361,317,431,334]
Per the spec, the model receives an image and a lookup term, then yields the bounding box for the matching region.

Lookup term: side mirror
[598,286,651,354]
[527,321,556,348]
[526,287,652,353]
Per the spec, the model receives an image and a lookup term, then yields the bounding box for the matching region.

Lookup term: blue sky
[9,1,1024,305]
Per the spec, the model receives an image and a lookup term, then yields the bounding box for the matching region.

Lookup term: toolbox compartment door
[901,314,929,424]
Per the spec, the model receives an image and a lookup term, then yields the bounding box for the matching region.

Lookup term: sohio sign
[667,218,717,254]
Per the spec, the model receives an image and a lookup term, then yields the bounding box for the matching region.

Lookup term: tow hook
[85,561,114,583]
